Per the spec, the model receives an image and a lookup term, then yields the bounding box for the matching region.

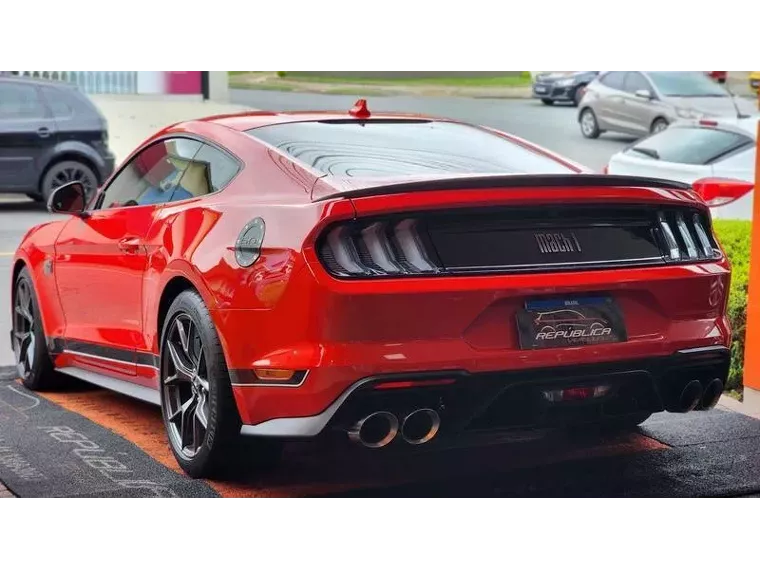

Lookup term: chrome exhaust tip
[400,408,441,445]
[700,378,724,410]
[347,411,399,448]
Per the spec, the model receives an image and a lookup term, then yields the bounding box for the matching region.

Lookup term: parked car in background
[0,75,115,203]
[532,71,599,106]
[604,116,757,220]
[577,71,755,140]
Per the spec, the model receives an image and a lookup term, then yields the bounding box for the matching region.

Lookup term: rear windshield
[245,120,576,177]
[625,126,753,165]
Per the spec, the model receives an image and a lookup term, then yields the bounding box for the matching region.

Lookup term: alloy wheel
[13,280,36,378]
[162,313,210,459]
[581,110,597,136]
[46,164,97,202]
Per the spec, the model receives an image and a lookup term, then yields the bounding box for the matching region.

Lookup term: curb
[717,393,760,420]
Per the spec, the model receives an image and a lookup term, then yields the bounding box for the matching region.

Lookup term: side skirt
[56,366,161,406]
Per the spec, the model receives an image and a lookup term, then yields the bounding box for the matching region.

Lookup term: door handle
[118,237,141,254]
[37,127,51,138]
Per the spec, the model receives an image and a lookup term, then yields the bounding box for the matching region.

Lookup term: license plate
[516,296,627,350]
[534,86,547,93]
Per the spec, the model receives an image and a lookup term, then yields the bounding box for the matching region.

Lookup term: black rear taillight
[656,210,721,262]
[318,218,441,278]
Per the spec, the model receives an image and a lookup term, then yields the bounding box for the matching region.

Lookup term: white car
[604,116,757,220]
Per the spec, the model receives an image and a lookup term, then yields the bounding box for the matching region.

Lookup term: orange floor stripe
[34,381,669,498]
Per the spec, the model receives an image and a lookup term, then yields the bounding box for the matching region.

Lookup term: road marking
[0,252,15,257]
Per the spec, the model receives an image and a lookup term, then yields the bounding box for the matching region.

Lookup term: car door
[592,72,628,131]
[53,137,202,378]
[620,72,658,136]
[0,81,58,192]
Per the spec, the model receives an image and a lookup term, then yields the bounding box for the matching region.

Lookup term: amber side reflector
[253,369,296,381]
[373,378,456,390]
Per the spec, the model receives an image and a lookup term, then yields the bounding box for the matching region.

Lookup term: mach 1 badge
[516,296,627,349]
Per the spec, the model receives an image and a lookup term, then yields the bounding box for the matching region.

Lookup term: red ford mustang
[12,100,739,478]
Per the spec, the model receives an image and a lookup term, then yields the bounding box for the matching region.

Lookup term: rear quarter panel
[140,124,356,355]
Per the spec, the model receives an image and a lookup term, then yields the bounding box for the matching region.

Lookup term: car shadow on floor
[0,199,48,213]
[31,378,678,497]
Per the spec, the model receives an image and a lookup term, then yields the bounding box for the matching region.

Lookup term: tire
[651,118,668,134]
[579,108,601,139]
[40,159,99,204]
[26,193,44,203]
[159,289,282,478]
[541,98,555,106]
[12,267,58,390]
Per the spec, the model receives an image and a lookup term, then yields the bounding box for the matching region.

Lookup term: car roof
[201,109,446,131]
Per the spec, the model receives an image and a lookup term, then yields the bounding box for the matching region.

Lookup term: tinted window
[246,120,574,178]
[40,86,74,118]
[97,138,202,209]
[647,71,728,97]
[623,72,651,94]
[186,143,240,192]
[625,127,752,165]
[0,83,46,119]
[599,72,625,90]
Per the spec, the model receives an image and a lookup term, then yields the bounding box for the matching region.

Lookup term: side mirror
[47,181,88,216]
[692,177,754,206]
[635,89,653,100]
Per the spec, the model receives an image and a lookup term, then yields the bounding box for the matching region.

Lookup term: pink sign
[166,71,201,94]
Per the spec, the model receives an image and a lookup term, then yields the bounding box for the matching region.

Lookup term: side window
[0,83,46,119]
[623,72,652,94]
[170,143,240,202]
[599,72,625,91]
[40,86,74,118]
[96,138,202,210]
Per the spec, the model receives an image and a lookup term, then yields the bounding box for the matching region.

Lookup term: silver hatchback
[577,71,755,139]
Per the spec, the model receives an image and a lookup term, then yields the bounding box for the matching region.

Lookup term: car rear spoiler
[312,173,694,202]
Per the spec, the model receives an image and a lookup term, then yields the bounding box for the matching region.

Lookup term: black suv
[0,75,115,203]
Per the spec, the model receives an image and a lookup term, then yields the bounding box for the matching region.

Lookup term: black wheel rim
[13,280,36,378]
[162,313,210,459]
[47,165,97,202]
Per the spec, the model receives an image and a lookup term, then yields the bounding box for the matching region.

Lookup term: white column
[207,72,229,102]
[136,71,166,94]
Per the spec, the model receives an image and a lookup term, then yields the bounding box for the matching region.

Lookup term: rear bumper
[240,345,730,438]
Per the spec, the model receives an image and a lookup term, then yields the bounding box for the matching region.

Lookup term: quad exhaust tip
[348,411,399,448]
[401,408,441,445]
[700,378,724,410]
[673,380,704,413]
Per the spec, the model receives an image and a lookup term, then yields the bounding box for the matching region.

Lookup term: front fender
[11,219,70,342]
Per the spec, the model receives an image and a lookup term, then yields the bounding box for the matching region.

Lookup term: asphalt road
[229,90,636,172]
